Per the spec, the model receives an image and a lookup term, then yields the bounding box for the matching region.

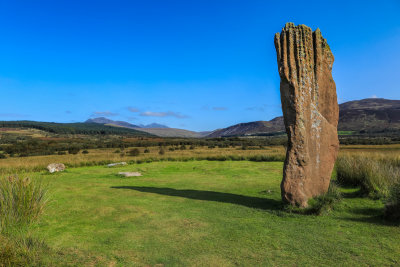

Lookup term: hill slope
[85,117,141,128]
[206,117,285,138]
[338,98,400,132]
[0,121,153,136]
[206,98,400,137]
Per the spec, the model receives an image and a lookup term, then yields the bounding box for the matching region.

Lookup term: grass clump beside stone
[384,181,400,221]
[305,181,342,215]
[285,181,342,215]
[336,154,400,199]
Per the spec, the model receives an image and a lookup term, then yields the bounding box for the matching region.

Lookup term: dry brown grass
[1,144,399,175]
[0,146,286,174]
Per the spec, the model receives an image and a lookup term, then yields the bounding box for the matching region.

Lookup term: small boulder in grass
[107,162,127,167]
[118,172,142,177]
[47,163,66,173]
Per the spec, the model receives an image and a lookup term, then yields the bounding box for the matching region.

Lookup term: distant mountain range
[205,98,400,138]
[1,98,396,138]
[85,117,169,129]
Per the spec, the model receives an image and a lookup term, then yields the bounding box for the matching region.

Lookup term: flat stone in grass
[118,172,142,177]
[107,162,127,167]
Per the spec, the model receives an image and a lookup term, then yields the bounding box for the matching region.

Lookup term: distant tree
[128,148,140,156]
[68,147,80,155]
[159,148,165,155]
[144,148,150,153]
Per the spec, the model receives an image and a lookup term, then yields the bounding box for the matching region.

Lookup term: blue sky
[0,0,399,131]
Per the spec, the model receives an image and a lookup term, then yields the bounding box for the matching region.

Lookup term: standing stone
[274,23,339,207]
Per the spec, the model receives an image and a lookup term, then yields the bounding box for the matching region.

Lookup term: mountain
[85,117,140,128]
[338,98,400,132]
[206,117,285,138]
[206,98,400,137]
[85,117,204,137]
[86,118,169,129]
[139,123,169,128]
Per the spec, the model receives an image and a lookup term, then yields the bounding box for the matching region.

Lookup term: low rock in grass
[47,163,65,173]
[118,172,142,177]
[107,162,127,167]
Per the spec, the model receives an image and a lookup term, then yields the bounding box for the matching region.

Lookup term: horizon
[1,96,395,132]
[1,1,400,131]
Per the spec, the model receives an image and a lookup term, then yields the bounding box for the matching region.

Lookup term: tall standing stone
[274,23,339,207]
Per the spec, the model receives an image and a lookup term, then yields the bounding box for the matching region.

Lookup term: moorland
[0,122,400,266]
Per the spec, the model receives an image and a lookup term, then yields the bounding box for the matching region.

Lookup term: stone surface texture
[107,162,127,167]
[47,163,66,173]
[274,23,339,207]
[118,172,142,177]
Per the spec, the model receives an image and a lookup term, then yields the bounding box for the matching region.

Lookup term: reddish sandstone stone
[274,23,339,207]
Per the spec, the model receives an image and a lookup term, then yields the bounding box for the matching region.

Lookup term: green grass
[0,175,48,232]
[338,131,356,135]
[19,161,400,266]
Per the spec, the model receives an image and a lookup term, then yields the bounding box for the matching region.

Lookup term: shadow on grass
[340,215,399,226]
[111,186,283,211]
[339,207,400,226]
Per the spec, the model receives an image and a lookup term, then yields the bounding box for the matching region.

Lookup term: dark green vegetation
[385,182,400,220]
[0,121,152,136]
[0,127,287,158]
[1,161,400,266]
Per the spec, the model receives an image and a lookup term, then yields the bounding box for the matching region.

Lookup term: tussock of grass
[285,181,342,215]
[336,153,400,198]
[384,182,400,221]
[0,175,48,232]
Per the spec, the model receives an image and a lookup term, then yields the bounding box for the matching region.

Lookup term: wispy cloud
[371,95,378,99]
[246,107,265,112]
[212,107,228,111]
[128,107,140,113]
[140,111,188,118]
[92,111,119,117]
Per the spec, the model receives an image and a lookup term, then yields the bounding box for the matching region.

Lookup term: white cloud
[212,107,228,111]
[128,107,140,112]
[92,111,119,117]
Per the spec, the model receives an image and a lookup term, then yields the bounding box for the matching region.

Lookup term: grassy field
[0,146,286,174]
[4,161,394,266]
